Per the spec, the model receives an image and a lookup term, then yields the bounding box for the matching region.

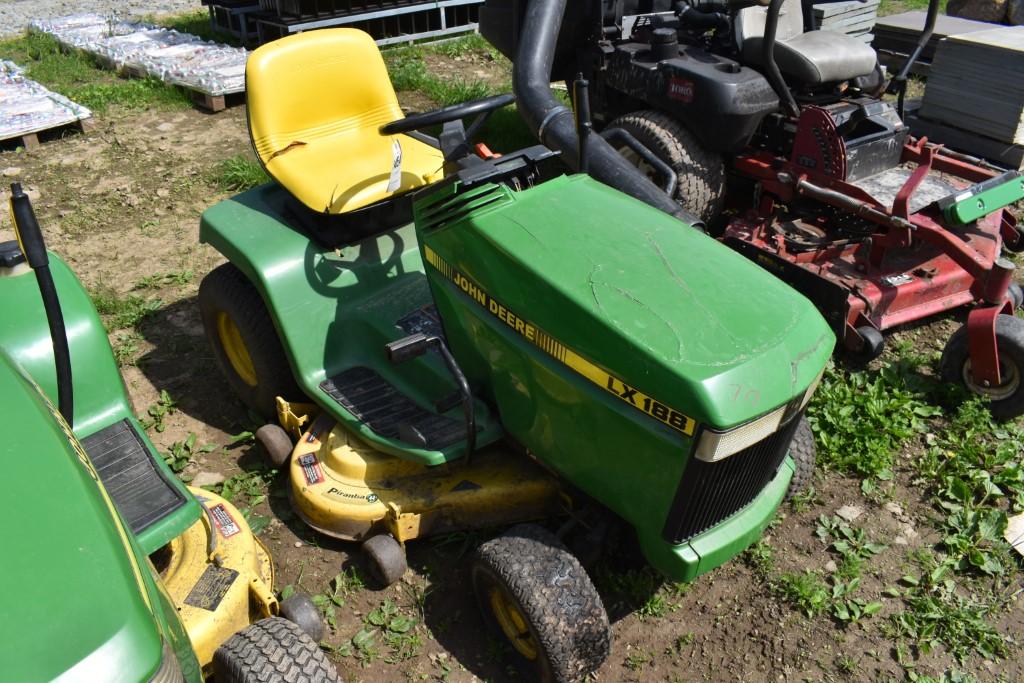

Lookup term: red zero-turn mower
[480,0,1024,418]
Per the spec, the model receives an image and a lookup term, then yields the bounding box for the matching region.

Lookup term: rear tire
[940,314,1024,420]
[470,524,610,683]
[608,109,726,224]
[785,416,815,501]
[213,617,338,682]
[198,263,303,420]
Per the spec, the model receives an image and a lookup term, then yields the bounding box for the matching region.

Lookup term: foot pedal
[81,419,188,535]
[320,367,465,449]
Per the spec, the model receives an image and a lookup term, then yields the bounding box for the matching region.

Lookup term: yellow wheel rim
[216,311,258,387]
[488,586,539,660]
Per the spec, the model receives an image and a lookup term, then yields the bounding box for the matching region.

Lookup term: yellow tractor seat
[246,29,445,216]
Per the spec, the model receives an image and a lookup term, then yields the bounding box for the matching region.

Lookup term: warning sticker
[298,453,325,485]
[387,139,403,193]
[184,564,238,612]
[422,246,698,437]
[209,503,240,538]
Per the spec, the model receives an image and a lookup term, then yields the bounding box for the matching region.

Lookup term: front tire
[940,314,1024,420]
[608,109,726,224]
[785,416,816,501]
[213,617,338,683]
[470,524,610,683]
[198,263,302,420]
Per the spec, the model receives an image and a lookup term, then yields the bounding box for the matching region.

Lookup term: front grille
[662,414,802,544]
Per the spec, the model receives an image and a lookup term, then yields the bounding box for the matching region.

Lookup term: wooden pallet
[0,117,95,150]
[119,63,242,113]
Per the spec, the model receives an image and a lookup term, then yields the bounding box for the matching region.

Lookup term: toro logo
[667,77,695,103]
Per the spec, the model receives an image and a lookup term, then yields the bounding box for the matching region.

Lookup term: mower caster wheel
[213,616,339,683]
[941,314,1024,420]
[256,423,293,469]
[280,592,325,642]
[1009,282,1023,311]
[854,326,885,361]
[363,534,407,587]
[785,416,815,501]
[471,524,611,683]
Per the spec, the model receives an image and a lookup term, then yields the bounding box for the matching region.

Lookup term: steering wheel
[379,93,515,136]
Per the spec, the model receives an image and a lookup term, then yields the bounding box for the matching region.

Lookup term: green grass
[211,155,270,192]
[806,358,941,479]
[0,32,191,113]
[90,287,163,330]
[878,0,948,17]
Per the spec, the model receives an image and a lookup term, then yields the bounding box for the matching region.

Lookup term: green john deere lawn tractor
[0,185,339,682]
[196,25,834,682]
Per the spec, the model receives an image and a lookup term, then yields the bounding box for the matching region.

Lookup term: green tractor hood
[0,351,163,681]
[417,174,834,431]
[416,173,834,580]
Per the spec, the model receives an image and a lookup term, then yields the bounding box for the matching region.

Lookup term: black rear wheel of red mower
[608,110,726,225]
[941,314,1024,420]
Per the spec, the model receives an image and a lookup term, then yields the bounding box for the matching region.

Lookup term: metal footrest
[320,367,465,449]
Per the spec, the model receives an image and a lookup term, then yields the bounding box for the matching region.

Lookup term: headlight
[695,367,824,463]
[149,639,185,683]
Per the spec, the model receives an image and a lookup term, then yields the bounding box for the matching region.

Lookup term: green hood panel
[0,252,199,553]
[417,175,834,428]
[0,353,162,681]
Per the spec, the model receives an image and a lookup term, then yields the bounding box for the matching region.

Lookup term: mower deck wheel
[213,616,338,683]
[363,534,407,587]
[198,263,302,420]
[608,110,725,225]
[256,423,294,469]
[280,592,325,642]
[854,326,885,362]
[470,524,610,683]
[785,416,816,501]
[941,314,1024,420]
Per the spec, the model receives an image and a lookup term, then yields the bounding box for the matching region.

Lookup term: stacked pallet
[919,27,1024,144]
[31,14,247,112]
[0,60,93,148]
[812,0,880,43]
[203,0,484,46]
[871,10,993,73]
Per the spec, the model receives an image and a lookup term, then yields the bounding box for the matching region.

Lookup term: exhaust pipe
[512,0,703,227]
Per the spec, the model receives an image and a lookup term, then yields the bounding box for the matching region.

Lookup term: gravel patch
[0,0,201,38]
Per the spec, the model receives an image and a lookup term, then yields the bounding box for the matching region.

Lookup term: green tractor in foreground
[196,24,833,682]
[0,185,339,682]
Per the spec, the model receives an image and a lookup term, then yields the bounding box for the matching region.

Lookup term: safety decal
[422,246,697,437]
[209,503,240,538]
[184,564,239,612]
[298,453,325,485]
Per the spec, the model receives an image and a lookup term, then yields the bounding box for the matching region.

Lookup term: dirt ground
[2,53,1022,683]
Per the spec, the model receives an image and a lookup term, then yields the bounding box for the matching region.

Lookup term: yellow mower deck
[158,488,276,675]
[287,414,564,543]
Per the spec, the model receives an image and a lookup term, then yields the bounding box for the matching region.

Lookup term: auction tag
[387,139,403,193]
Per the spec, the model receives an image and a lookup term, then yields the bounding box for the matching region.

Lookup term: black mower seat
[736,0,877,85]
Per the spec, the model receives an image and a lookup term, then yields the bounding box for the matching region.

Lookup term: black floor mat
[320,366,465,450]
[81,419,187,535]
